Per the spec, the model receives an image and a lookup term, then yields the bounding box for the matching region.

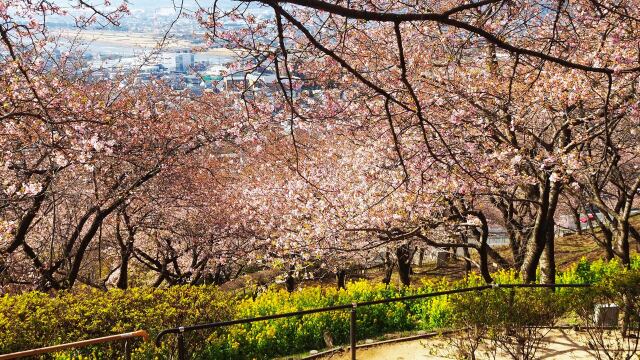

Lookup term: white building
[175,51,195,73]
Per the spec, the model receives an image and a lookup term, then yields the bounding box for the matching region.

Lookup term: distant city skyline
[42,0,271,27]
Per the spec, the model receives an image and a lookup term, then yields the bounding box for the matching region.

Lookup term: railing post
[124,339,131,360]
[177,327,186,360]
[350,303,357,360]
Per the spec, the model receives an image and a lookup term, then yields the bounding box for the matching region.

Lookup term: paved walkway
[323,330,604,359]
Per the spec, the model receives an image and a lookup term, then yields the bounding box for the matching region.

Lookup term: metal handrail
[155,282,591,359]
[0,330,149,360]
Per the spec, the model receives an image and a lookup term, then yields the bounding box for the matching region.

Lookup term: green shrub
[449,285,576,360]
[0,286,233,358]
[1,256,638,359]
[206,281,432,358]
[566,268,640,360]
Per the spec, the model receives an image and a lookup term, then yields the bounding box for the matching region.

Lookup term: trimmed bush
[0,286,233,358]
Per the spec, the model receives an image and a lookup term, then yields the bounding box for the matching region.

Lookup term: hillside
[333,214,640,288]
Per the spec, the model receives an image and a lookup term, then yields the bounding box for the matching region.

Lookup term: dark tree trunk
[512,232,526,271]
[116,249,131,290]
[475,213,492,284]
[613,195,632,268]
[486,246,511,269]
[521,220,547,282]
[616,228,632,335]
[396,244,413,286]
[336,269,346,290]
[449,248,457,261]
[466,211,494,284]
[618,223,633,335]
[540,220,556,285]
[115,214,135,290]
[570,206,583,235]
[593,216,615,261]
[285,266,295,293]
[630,226,640,252]
[591,192,635,266]
[67,204,121,288]
[614,223,631,268]
[4,177,51,254]
[604,233,615,261]
[520,179,560,283]
[462,240,472,274]
[490,195,525,270]
[213,264,222,284]
[151,260,170,287]
[382,251,394,285]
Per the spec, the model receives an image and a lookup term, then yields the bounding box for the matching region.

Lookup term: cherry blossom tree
[0,0,253,290]
[197,0,640,284]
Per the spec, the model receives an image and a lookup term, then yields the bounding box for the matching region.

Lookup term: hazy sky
[127,0,201,11]
[125,0,271,17]
[126,0,259,12]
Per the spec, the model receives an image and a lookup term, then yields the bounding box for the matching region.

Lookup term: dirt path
[322,330,600,359]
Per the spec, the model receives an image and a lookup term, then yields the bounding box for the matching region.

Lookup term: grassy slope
[554,214,640,269]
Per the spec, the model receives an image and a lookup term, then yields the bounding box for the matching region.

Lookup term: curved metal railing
[0,330,149,360]
[155,283,591,360]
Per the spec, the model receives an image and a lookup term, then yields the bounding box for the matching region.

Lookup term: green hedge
[0,286,233,358]
[1,256,639,359]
